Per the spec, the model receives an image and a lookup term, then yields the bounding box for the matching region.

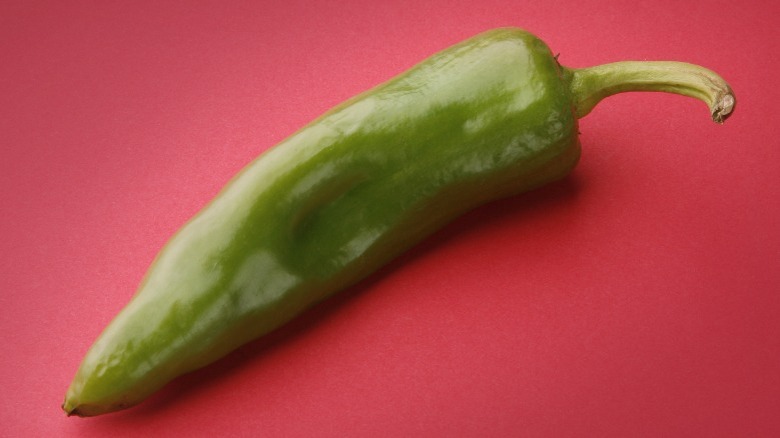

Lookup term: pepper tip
[62,398,79,417]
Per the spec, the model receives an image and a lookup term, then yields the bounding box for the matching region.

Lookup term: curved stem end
[567,61,736,124]
[712,92,736,124]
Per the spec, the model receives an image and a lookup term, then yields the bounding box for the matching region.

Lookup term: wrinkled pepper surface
[63,28,735,416]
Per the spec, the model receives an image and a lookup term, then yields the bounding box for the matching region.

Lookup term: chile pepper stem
[567,61,735,123]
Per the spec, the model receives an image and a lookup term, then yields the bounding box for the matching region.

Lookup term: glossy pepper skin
[64,28,734,416]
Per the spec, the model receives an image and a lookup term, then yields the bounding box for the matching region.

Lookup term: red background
[2,1,778,436]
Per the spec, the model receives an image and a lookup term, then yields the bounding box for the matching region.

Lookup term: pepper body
[63,28,579,416]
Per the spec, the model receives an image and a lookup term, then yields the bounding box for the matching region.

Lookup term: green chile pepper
[63,28,734,416]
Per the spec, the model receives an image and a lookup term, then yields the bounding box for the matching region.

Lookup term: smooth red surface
[2,1,779,436]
